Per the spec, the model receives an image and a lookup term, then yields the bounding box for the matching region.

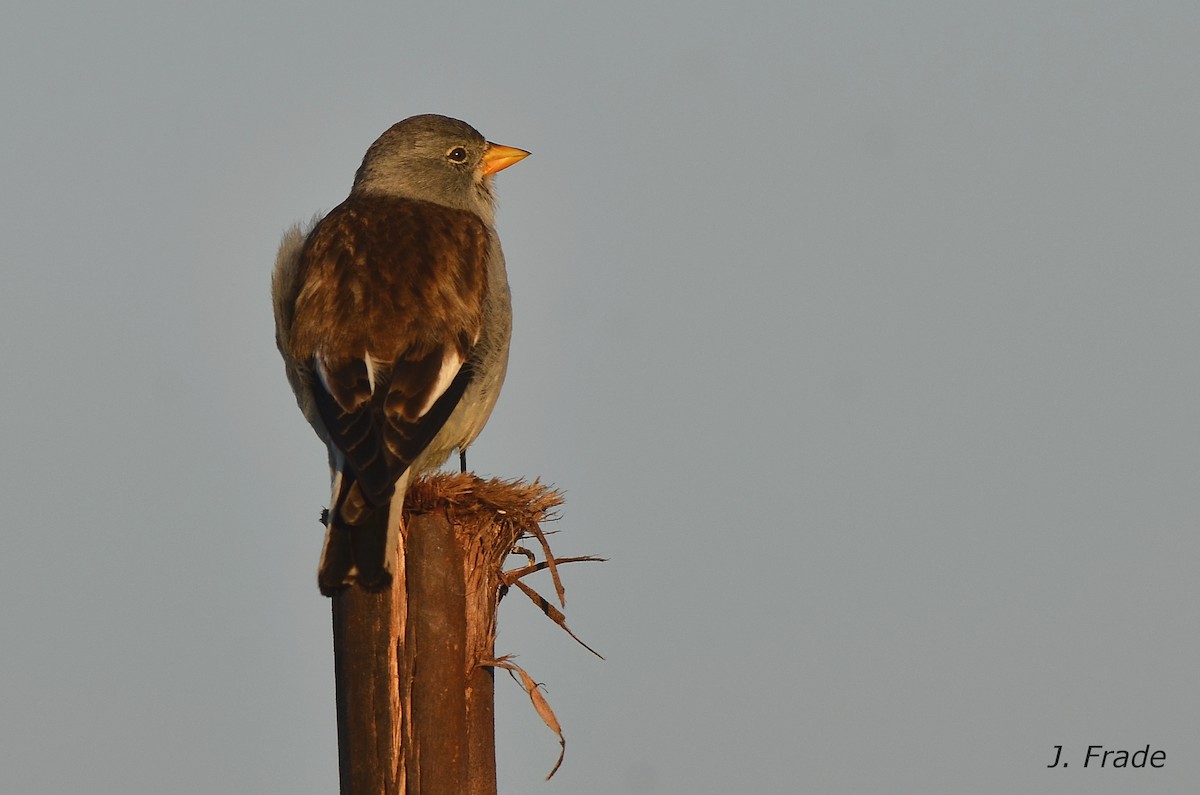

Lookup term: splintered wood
[333,473,601,794]
[407,473,603,781]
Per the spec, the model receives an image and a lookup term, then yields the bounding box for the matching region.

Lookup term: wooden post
[330,473,565,795]
[332,586,402,794]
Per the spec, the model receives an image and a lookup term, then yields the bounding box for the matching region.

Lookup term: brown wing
[289,195,491,517]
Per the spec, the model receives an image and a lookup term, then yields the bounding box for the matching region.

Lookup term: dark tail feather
[317,519,354,596]
[349,506,392,592]
[318,475,395,596]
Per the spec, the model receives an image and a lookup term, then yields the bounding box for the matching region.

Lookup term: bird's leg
[459,448,467,473]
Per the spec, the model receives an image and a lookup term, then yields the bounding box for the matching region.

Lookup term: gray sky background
[2,2,1197,793]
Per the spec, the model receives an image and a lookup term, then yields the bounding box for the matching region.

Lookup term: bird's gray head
[352,114,528,224]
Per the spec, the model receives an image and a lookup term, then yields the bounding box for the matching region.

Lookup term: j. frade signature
[1046,745,1165,769]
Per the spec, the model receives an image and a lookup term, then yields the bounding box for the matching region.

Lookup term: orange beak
[481,143,530,175]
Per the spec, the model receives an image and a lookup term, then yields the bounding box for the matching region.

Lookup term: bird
[272,114,529,595]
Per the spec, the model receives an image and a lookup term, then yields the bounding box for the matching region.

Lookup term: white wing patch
[313,357,335,397]
[418,349,464,418]
[363,353,377,393]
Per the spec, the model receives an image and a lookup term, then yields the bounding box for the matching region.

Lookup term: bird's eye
[446,146,469,163]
